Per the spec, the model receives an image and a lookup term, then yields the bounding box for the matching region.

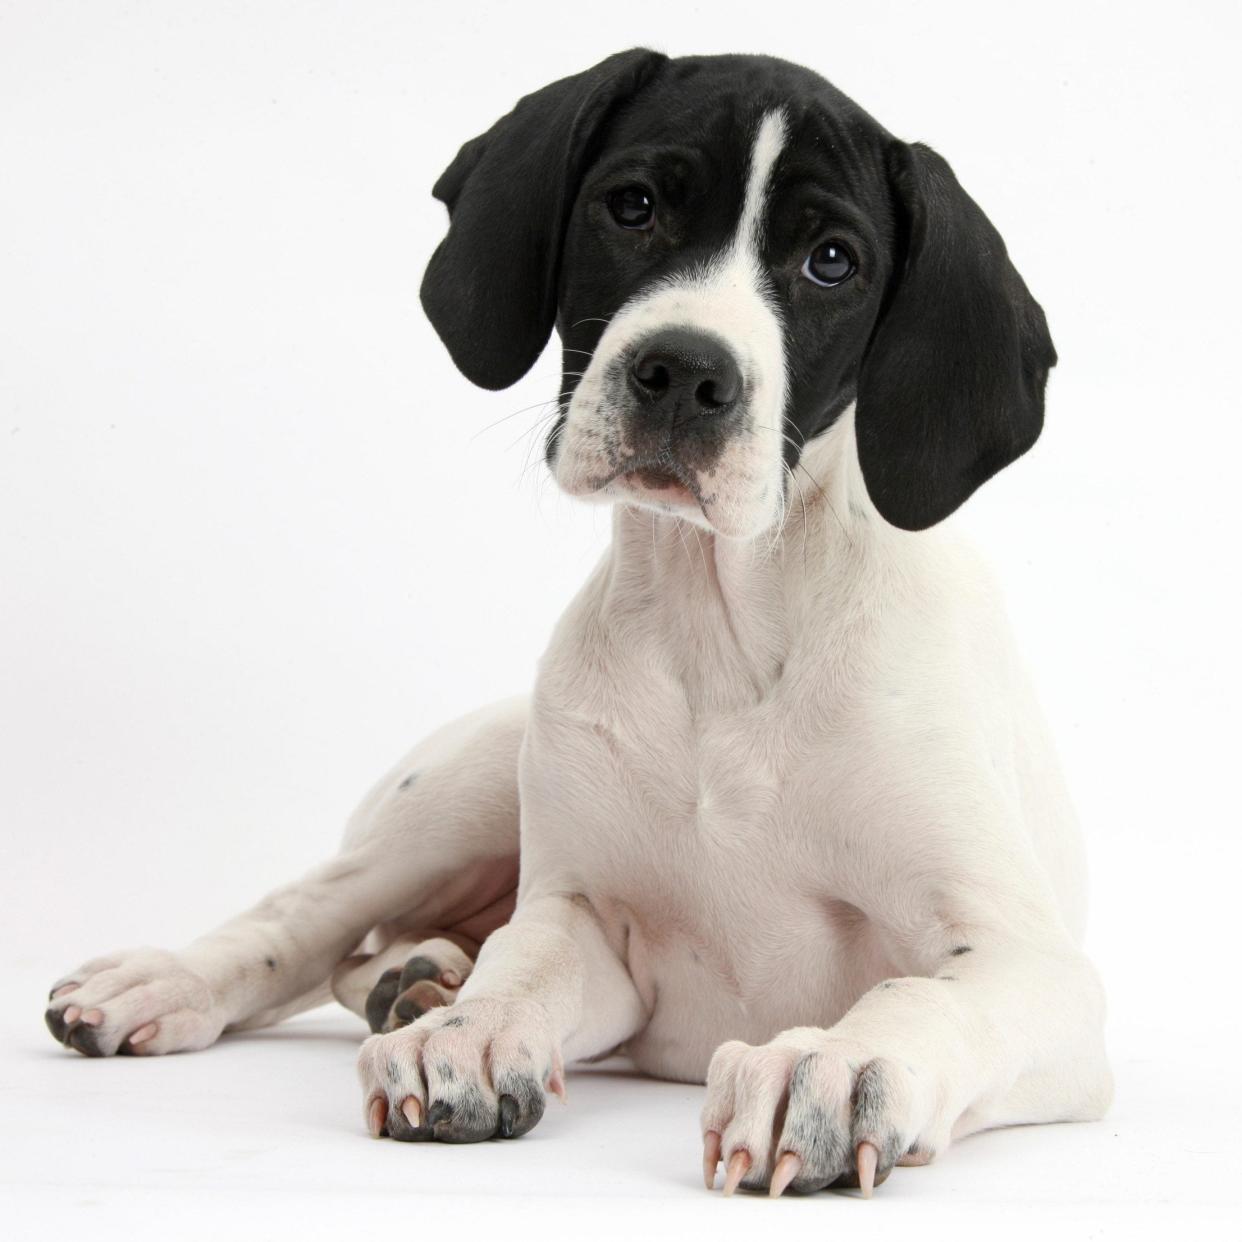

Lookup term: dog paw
[44,948,225,1057]
[701,1031,937,1197]
[361,938,474,1034]
[357,996,564,1143]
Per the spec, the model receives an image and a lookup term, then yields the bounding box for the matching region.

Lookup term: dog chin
[609,470,717,530]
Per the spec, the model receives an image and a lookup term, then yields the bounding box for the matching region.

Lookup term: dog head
[422,51,1055,536]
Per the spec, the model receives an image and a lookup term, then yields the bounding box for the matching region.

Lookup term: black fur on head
[421,50,1055,531]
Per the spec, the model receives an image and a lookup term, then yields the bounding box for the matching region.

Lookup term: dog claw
[62,1005,82,1026]
[722,1148,751,1196]
[401,1096,422,1129]
[366,1096,387,1138]
[128,1022,158,1047]
[547,1068,567,1102]
[770,1151,801,1198]
[857,1141,879,1198]
[702,1130,721,1189]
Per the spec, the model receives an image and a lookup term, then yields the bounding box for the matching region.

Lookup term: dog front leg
[701,921,1112,1196]
[356,892,646,1142]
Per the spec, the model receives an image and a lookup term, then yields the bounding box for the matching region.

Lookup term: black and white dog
[45,50,1111,1198]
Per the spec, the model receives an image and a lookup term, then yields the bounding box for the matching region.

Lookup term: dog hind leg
[45,698,525,1058]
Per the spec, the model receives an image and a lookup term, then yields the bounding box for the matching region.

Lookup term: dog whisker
[473,394,574,442]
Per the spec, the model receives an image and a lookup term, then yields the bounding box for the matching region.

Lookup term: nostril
[633,357,670,393]
[695,374,739,410]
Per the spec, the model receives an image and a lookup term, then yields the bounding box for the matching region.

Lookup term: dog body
[45,51,1111,1196]
[525,433,1091,1090]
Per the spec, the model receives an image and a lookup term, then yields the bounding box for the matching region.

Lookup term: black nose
[628,329,742,416]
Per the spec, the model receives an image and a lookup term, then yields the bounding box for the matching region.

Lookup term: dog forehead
[598,55,891,213]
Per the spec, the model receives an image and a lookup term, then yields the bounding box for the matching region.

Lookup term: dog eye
[802,240,856,287]
[606,185,656,230]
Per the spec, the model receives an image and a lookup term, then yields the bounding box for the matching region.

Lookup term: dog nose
[628,330,742,415]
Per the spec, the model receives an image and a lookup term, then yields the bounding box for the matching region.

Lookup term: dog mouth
[603,460,701,511]
[625,466,695,500]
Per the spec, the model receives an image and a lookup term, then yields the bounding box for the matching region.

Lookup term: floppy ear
[855,142,1057,530]
[420,48,667,391]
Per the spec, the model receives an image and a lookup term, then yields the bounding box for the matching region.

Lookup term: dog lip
[600,458,700,501]
[629,466,685,491]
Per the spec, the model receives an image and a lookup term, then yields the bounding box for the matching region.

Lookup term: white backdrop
[2,1,1239,1237]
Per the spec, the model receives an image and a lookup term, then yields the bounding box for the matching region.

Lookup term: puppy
[45,50,1111,1197]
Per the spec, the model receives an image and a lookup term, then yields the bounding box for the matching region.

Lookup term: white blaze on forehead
[734,109,788,257]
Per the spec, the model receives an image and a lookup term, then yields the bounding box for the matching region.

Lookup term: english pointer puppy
[46,50,1111,1199]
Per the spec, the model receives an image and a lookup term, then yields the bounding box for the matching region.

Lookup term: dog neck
[598,407,891,708]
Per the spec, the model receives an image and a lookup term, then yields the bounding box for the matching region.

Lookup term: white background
[2,1,1239,1237]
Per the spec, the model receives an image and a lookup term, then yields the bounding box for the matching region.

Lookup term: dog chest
[521,679,888,1021]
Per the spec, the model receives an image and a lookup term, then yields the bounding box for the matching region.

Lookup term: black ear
[420,48,667,391]
[855,142,1057,530]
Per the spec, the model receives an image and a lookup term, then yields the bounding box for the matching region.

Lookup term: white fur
[47,111,1110,1183]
